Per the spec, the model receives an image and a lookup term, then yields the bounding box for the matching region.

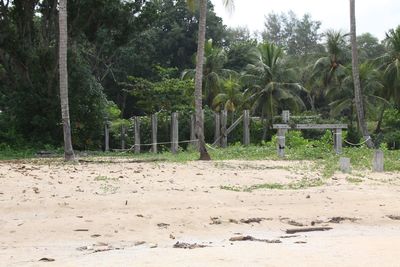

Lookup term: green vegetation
[1,1,400,157]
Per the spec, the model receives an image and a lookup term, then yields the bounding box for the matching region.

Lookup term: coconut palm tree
[59,0,75,161]
[182,39,232,108]
[349,0,374,148]
[378,26,400,105]
[188,0,234,160]
[312,30,349,88]
[212,73,243,123]
[244,42,306,139]
[328,63,388,126]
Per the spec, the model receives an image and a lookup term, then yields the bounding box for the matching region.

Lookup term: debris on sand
[328,217,359,223]
[387,215,400,220]
[229,235,281,243]
[39,258,55,262]
[157,223,170,228]
[173,242,208,249]
[210,217,222,224]
[240,217,267,224]
[285,220,304,227]
[134,241,146,246]
[286,227,333,234]
[77,242,123,253]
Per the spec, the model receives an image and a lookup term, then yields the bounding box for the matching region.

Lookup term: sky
[211,0,400,40]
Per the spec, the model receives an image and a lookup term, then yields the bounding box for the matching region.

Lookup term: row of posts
[104,110,251,154]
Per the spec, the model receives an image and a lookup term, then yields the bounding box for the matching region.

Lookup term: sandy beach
[0,158,399,267]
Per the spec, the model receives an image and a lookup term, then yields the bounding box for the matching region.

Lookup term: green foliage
[262,11,323,56]
[382,108,400,149]
[127,76,194,114]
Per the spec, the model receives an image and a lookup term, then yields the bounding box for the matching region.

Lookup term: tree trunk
[194,0,211,160]
[59,0,75,161]
[349,0,374,148]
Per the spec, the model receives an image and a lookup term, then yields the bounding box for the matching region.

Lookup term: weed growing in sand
[220,177,324,192]
[94,175,110,181]
[220,185,241,192]
[346,177,363,184]
[99,184,119,194]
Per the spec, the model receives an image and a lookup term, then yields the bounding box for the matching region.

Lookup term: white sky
[211,0,400,40]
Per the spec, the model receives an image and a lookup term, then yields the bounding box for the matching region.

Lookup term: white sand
[0,159,399,267]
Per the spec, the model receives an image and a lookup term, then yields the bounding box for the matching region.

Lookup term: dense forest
[0,0,399,151]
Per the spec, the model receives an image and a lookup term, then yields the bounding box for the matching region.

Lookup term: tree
[59,0,75,160]
[378,26,400,105]
[244,43,305,139]
[182,39,229,108]
[327,63,387,126]
[212,73,243,123]
[357,33,385,62]
[310,30,349,113]
[189,0,234,160]
[262,11,323,57]
[349,0,374,148]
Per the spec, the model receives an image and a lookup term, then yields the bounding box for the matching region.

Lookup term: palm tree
[349,0,374,148]
[312,30,349,88]
[244,42,306,139]
[188,0,234,160]
[212,73,243,123]
[328,63,388,126]
[309,30,349,113]
[59,0,75,161]
[378,26,400,105]
[182,39,231,108]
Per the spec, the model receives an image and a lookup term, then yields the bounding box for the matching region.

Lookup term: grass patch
[94,175,112,181]
[221,178,324,192]
[2,140,400,177]
[346,176,363,184]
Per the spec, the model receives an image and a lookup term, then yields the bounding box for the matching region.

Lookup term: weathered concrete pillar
[339,157,351,173]
[334,128,342,154]
[134,116,140,154]
[104,123,110,152]
[277,128,286,157]
[214,112,221,147]
[243,110,250,146]
[171,112,179,154]
[373,149,384,172]
[151,114,157,153]
[221,110,228,148]
[282,110,290,123]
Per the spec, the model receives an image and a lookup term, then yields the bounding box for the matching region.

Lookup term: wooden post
[214,112,221,147]
[282,110,290,123]
[339,157,351,173]
[201,109,205,136]
[134,116,140,154]
[171,112,179,154]
[243,110,250,146]
[277,128,286,157]
[190,114,198,150]
[151,114,157,153]
[121,125,126,150]
[104,122,109,152]
[220,110,228,148]
[373,149,384,172]
[334,128,342,154]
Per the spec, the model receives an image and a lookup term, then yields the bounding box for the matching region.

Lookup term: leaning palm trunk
[194,0,211,160]
[59,0,75,160]
[349,0,374,148]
